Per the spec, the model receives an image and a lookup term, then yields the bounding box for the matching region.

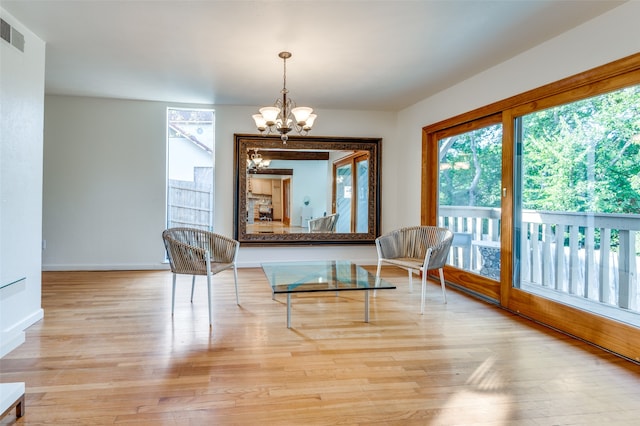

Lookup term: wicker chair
[162,227,240,326]
[375,226,454,314]
[308,213,339,233]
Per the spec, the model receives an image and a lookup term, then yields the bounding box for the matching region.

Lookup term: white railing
[439,206,501,273]
[439,206,640,312]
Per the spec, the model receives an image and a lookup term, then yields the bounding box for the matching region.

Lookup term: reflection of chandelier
[252,52,317,144]
[247,149,271,171]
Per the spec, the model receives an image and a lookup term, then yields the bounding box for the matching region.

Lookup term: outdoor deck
[440,206,640,323]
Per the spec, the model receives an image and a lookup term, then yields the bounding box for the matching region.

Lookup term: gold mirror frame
[233,134,381,245]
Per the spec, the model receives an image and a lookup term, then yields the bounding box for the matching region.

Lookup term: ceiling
[2,1,625,111]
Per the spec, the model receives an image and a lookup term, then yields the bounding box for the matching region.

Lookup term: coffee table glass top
[262,260,396,294]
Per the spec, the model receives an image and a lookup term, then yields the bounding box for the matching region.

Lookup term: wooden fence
[167,168,212,230]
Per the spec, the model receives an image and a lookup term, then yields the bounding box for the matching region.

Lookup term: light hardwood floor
[2,267,640,425]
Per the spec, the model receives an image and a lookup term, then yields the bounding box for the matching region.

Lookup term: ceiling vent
[0,19,9,43]
[11,27,24,52]
[0,18,25,52]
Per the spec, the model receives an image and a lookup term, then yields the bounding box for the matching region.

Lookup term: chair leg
[205,253,213,327]
[439,268,447,304]
[408,269,414,293]
[190,275,196,303]
[206,272,212,327]
[374,259,383,297]
[233,265,240,305]
[420,269,427,315]
[171,273,177,316]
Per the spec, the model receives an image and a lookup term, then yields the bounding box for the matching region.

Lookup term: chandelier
[252,51,317,143]
[246,149,271,171]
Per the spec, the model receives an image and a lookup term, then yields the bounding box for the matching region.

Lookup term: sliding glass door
[355,156,369,233]
[333,153,370,233]
[422,55,640,360]
[334,162,352,233]
[513,85,640,324]
[437,116,503,297]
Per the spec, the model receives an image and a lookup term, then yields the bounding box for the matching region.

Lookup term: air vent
[0,18,24,52]
[0,19,10,43]
[11,27,24,52]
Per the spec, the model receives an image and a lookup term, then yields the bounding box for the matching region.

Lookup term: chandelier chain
[282,54,287,94]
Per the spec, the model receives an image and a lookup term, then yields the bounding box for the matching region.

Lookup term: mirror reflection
[246,149,367,234]
[234,135,381,245]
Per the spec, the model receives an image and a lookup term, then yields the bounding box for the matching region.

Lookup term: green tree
[439,124,502,207]
[522,85,640,214]
[439,85,640,215]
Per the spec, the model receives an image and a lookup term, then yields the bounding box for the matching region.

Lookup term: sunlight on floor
[433,356,513,424]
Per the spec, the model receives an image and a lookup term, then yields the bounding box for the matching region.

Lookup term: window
[333,153,369,233]
[334,160,352,233]
[514,85,640,323]
[437,119,503,282]
[355,155,369,233]
[166,108,215,230]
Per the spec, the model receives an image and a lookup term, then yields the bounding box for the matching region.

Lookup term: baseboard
[237,258,380,268]
[0,331,25,358]
[44,261,380,270]
[1,308,44,357]
[42,263,170,271]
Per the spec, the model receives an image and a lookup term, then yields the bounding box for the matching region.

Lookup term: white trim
[236,258,379,269]
[42,264,171,271]
[43,260,381,270]
[1,308,43,357]
[0,332,25,358]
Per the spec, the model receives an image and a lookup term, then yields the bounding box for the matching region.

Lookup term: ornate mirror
[234,134,381,245]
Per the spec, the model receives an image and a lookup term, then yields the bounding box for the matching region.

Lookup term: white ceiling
[2,0,625,111]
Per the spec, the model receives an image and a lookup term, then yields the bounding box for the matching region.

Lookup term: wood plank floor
[2,267,640,425]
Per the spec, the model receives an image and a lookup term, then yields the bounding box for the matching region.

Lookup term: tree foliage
[439,85,640,214]
[439,124,502,207]
[522,85,640,214]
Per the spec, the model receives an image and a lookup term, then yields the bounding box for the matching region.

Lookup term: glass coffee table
[262,260,396,328]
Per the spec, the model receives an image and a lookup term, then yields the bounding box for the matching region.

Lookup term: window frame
[332,152,370,233]
[166,107,215,231]
[421,53,640,362]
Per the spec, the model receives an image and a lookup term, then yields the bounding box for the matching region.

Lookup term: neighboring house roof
[168,123,212,154]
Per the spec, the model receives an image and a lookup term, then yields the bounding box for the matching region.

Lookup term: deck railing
[439,206,640,313]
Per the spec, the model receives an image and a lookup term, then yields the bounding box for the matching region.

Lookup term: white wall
[43,97,169,269]
[168,137,212,182]
[395,1,640,231]
[42,100,396,269]
[0,10,45,356]
[265,159,329,226]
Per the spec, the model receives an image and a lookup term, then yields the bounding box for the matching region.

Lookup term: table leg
[287,293,292,328]
[364,290,370,323]
[16,394,24,418]
[0,383,24,420]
